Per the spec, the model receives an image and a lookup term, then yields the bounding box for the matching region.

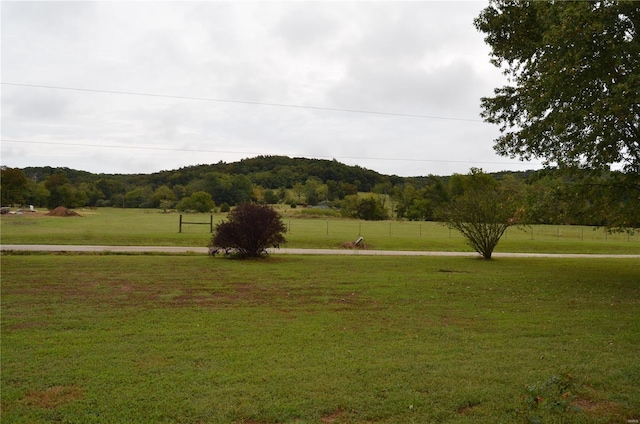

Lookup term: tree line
[1,155,637,230]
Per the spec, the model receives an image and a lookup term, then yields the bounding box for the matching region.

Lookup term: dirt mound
[339,241,369,249]
[46,206,81,217]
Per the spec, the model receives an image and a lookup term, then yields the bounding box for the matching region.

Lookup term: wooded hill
[2,155,637,229]
[19,155,534,193]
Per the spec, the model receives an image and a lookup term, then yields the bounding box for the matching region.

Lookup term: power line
[1,138,538,167]
[1,82,484,123]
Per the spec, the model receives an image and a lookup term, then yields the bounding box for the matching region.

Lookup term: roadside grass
[1,208,639,254]
[1,254,639,423]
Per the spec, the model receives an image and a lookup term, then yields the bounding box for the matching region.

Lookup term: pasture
[1,254,639,423]
[1,207,639,254]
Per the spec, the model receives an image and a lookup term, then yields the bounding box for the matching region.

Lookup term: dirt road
[2,244,639,258]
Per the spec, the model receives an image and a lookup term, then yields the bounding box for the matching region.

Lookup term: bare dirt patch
[24,385,84,409]
[321,407,347,423]
[339,241,370,249]
[573,397,625,417]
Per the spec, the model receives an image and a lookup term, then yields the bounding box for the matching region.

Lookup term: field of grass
[1,207,639,254]
[2,253,639,423]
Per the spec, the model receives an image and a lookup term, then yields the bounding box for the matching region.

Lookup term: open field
[1,207,639,254]
[1,254,639,423]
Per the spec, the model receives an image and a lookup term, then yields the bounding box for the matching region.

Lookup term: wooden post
[210,214,213,233]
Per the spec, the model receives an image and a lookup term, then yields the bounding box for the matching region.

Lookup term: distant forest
[1,155,637,228]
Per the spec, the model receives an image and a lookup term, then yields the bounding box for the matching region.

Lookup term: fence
[283,219,638,243]
[178,214,213,233]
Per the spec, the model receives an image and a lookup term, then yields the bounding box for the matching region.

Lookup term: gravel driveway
[2,244,639,258]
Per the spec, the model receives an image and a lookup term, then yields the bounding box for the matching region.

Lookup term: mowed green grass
[2,254,639,423]
[1,207,639,254]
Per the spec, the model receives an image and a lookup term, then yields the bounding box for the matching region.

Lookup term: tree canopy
[475,1,640,172]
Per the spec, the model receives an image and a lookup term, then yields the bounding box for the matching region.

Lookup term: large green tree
[475,1,639,171]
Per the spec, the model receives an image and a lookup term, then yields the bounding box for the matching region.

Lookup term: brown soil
[46,206,81,217]
[339,241,369,249]
[24,385,84,409]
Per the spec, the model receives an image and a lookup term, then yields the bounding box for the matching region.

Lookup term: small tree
[209,202,286,258]
[177,191,214,213]
[340,195,388,221]
[438,169,523,260]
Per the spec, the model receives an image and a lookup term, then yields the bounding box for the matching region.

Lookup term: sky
[1,1,542,177]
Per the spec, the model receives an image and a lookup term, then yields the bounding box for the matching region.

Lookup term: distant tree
[341,195,388,221]
[339,181,358,197]
[25,181,50,207]
[209,202,286,258]
[159,200,173,213]
[292,183,305,203]
[152,185,176,208]
[124,186,154,208]
[230,175,254,204]
[262,189,279,205]
[1,167,29,205]
[95,178,124,205]
[357,197,388,221]
[44,172,72,208]
[177,191,215,213]
[405,199,433,221]
[373,181,392,209]
[394,184,417,219]
[305,177,322,206]
[438,169,524,260]
[277,187,288,203]
[546,169,640,229]
[316,183,329,203]
[326,180,339,201]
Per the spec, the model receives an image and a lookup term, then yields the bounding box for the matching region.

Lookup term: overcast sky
[1,1,541,177]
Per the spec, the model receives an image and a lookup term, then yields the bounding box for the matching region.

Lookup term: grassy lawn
[1,207,639,254]
[1,254,639,423]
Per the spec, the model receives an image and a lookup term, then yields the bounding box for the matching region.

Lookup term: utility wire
[1,82,484,123]
[1,138,538,166]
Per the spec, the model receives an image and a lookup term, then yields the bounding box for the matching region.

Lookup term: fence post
[210,215,213,233]
[179,214,183,233]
